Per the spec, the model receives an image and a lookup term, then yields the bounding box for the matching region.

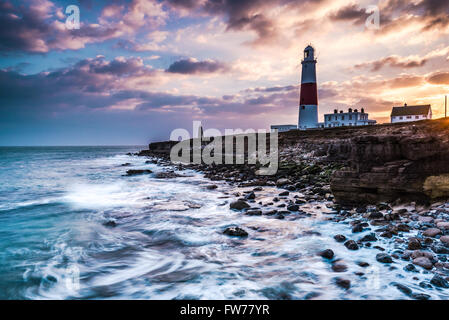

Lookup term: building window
[349,115,352,120]
[400,117,403,120]
[415,116,419,119]
[341,115,345,120]
[407,116,411,119]
[301,105,305,109]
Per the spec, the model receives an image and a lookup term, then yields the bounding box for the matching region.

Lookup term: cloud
[0,0,168,54]
[427,72,449,85]
[355,55,428,72]
[166,58,229,74]
[329,3,369,25]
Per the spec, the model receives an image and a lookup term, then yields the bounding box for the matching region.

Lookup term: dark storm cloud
[166,58,229,74]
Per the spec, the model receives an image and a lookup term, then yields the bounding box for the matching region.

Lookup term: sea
[0,146,447,300]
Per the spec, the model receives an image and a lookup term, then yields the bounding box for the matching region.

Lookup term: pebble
[319,249,334,259]
[440,235,449,245]
[344,240,359,250]
[360,233,377,242]
[223,227,248,237]
[352,224,364,233]
[334,278,351,290]
[412,257,433,270]
[430,275,449,288]
[376,253,393,263]
[331,262,347,272]
[423,228,442,237]
[407,237,422,250]
[334,234,347,243]
[287,204,300,212]
[369,212,384,219]
[230,200,250,210]
[437,222,449,230]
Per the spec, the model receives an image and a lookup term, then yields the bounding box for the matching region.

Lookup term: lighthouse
[298,45,318,130]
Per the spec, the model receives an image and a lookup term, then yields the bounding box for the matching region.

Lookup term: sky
[0,0,449,146]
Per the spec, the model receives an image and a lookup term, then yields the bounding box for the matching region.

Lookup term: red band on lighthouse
[300,83,318,105]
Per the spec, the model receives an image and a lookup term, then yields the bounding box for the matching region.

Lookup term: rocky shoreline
[135,119,449,299]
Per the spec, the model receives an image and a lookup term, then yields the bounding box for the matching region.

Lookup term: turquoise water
[0,147,447,300]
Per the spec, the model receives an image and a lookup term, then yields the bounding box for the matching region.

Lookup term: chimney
[334,109,338,114]
[361,108,365,113]
[404,103,407,107]
[348,108,352,113]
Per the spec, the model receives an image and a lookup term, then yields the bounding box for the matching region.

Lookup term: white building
[391,104,432,123]
[324,108,376,128]
[270,124,297,132]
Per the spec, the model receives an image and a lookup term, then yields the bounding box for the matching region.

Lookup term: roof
[391,105,431,117]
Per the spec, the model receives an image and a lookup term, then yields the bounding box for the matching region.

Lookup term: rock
[344,240,359,250]
[369,211,384,219]
[103,220,117,228]
[430,275,449,288]
[319,249,335,259]
[376,253,393,263]
[121,163,131,167]
[276,178,290,187]
[392,282,412,297]
[412,293,431,300]
[253,187,263,191]
[334,278,351,290]
[407,237,422,250]
[154,171,182,179]
[206,184,218,190]
[360,233,377,242]
[352,224,364,233]
[436,222,449,230]
[412,257,433,270]
[126,169,153,176]
[404,264,418,272]
[230,200,250,210]
[357,261,370,267]
[334,234,347,243]
[287,204,299,212]
[245,192,256,200]
[423,228,442,237]
[223,227,248,237]
[432,245,449,254]
[440,235,449,245]
[278,191,290,196]
[330,128,449,205]
[419,216,434,223]
[331,262,347,272]
[245,210,262,216]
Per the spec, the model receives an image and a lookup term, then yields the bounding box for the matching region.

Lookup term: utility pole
[446,95,447,118]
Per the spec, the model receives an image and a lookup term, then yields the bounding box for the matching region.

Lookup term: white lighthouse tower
[298,45,318,130]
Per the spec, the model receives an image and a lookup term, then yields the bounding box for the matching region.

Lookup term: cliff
[140,118,449,205]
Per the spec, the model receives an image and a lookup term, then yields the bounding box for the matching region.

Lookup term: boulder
[407,237,422,250]
[319,249,335,259]
[413,257,433,270]
[230,200,250,210]
[344,240,359,250]
[423,228,442,237]
[376,253,393,263]
[126,169,153,176]
[223,227,248,237]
